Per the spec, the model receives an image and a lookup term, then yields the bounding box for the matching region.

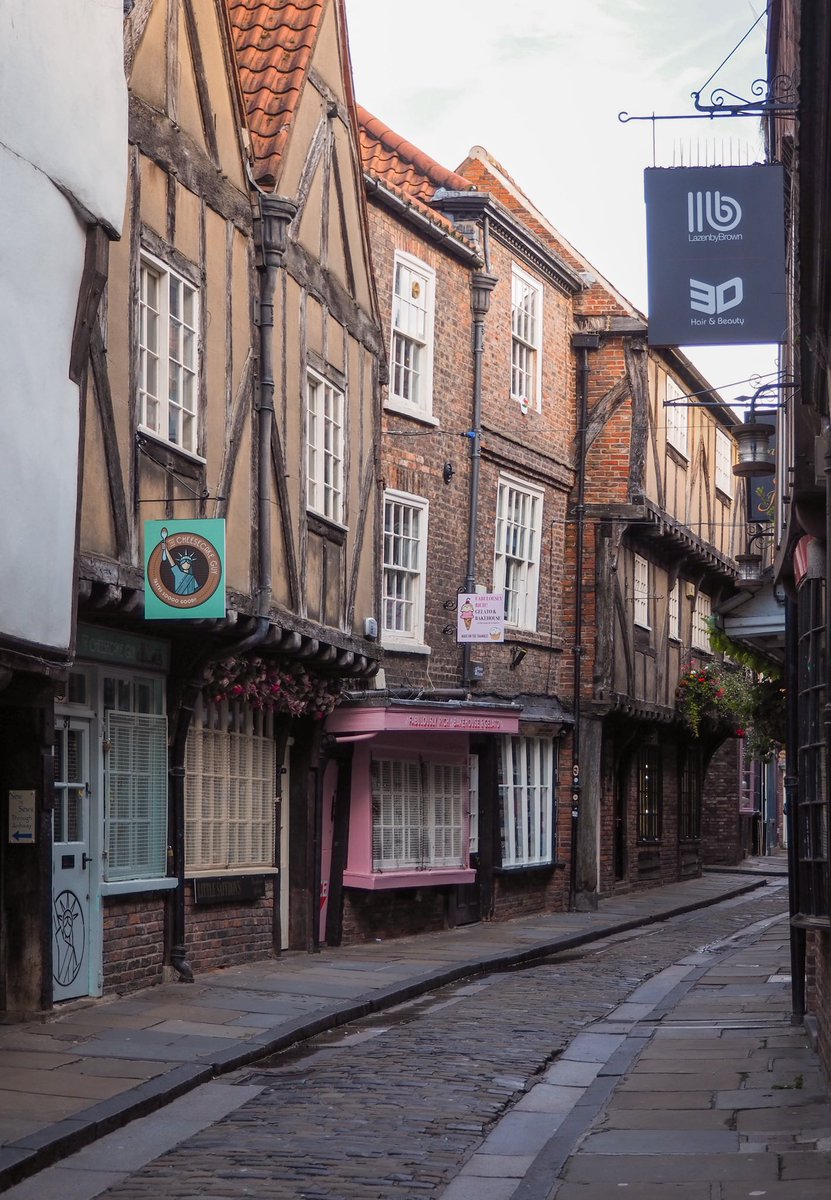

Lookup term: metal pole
[462,272,497,687]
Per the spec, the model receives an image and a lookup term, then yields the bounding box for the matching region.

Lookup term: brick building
[317,113,747,945]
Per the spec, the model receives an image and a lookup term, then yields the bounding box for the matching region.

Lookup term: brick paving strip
[0,870,780,1190]
[441,913,831,1200]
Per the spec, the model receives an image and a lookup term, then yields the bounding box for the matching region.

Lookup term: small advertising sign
[144,519,226,620]
[457,593,505,644]
[645,165,786,347]
[9,790,36,844]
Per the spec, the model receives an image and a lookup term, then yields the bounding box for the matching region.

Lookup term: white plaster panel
[0,149,87,651]
[0,0,127,233]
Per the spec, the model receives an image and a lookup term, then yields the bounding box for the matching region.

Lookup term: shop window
[185,699,276,873]
[498,736,555,867]
[371,758,464,872]
[103,673,167,881]
[389,251,435,418]
[637,744,662,843]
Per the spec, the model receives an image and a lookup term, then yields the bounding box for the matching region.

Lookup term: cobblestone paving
[99,889,790,1200]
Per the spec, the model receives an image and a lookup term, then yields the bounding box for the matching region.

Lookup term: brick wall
[341,887,448,944]
[493,867,567,920]
[184,879,276,973]
[102,894,165,995]
[700,739,744,865]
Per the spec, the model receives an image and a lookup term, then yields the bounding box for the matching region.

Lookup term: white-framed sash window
[692,591,712,650]
[493,475,543,631]
[389,251,435,418]
[665,377,688,457]
[382,491,428,646]
[668,578,681,641]
[511,263,543,409]
[715,428,733,496]
[633,553,651,629]
[307,369,345,523]
[138,252,199,454]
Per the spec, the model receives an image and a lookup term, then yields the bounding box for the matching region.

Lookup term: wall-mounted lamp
[731,421,776,477]
[730,380,799,478]
[510,646,527,670]
[443,462,455,484]
[735,552,764,590]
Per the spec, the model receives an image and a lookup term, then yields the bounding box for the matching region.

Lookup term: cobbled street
[76,886,794,1200]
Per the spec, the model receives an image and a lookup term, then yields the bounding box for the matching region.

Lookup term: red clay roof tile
[357,106,478,247]
[225,0,325,188]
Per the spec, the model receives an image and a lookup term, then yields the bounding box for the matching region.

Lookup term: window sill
[343,868,475,891]
[137,427,206,472]
[186,868,278,879]
[667,444,689,467]
[384,401,439,427]
[495,861,564,875]
[382,640,432,656]
[307,511,348,543]
[715,487,733,505]
[101,877,178,896]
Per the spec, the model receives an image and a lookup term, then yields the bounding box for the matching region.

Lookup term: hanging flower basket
[202,655,343,719]
[676,664,785,760]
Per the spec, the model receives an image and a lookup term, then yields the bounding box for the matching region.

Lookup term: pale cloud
[344,0,776,398]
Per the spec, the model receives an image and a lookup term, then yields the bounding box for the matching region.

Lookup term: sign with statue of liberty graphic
[144,519,226,620]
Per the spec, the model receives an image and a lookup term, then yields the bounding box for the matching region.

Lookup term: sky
[344,0,780,405]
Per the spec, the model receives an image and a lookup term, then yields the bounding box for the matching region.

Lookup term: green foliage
[707,618,782,679]
[676,662,785,760]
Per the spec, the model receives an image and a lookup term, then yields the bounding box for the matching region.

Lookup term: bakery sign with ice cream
[457,592,505,643]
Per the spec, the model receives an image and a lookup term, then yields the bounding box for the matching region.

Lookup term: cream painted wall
[0,1,127,652]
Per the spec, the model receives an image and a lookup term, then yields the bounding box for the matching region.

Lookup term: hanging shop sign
[144,519,226,620]
[456,592,505,644]
[644,165,786,346]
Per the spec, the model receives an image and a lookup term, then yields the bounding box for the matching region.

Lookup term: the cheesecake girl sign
[144,519,226,620]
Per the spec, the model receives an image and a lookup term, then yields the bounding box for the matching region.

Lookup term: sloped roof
[225,0,324,188]
[458,146,642,319]
[357,106,479,247]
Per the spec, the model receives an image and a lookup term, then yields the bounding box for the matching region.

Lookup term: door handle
[82,853,92,869]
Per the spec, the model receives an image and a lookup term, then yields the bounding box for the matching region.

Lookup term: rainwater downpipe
[462,270,497,687]
[167,194,296,982]
[569,334,599,910]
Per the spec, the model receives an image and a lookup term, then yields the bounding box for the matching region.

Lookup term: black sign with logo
[645,165,786,347]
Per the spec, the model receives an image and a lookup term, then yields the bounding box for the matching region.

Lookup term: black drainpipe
[167,193,296,982]
[462,269,497,687]
[569,333,599,910]
[783,592,804,1022]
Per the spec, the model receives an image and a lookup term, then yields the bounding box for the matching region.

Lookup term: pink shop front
[319,701,522,945]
